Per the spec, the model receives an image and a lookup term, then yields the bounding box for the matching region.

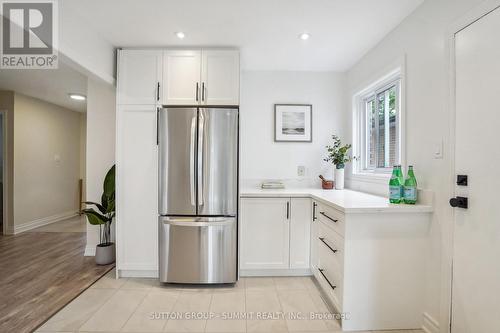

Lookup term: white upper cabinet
[162,50,202,105]
[201,50,239,105]
[162,49,239,106]
[117,49,162,105]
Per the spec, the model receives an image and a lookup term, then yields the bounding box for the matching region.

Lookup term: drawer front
[316,219,344,309]
[317,220,345,267]
[316,202,345,237]
[315,265,343,311]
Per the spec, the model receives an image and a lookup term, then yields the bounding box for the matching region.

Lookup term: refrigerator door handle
[197,111,205,206]
[161,217,234,227]
[189,116,196,206]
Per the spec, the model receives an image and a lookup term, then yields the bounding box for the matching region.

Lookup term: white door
[289,198,311,269]
[117,50,162,105]
[201,50,239,105]
[116,105,158,272]
[240,198,290,270]
[163,50,201,105]
[452,7,500,333]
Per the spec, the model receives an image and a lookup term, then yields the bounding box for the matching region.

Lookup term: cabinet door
[117,50,162,105]
[240,198,290,270]
[290,198,311,269]
[163,50,201,105]
[201,50,239,105]
[116,105,158,272]
[310,201,319,270]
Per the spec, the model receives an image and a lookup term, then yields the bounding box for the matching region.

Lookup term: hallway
[0,224,113,333]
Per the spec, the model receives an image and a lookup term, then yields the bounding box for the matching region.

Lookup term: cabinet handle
[318,268,336,290]
[319,237,337,253]
[196,82,199,102]
[312,202,317,221]
[320,211,338,223]
[202,82,205,102]
[286,202,290,220]
[156,82,160,102]
[156,107,160,145]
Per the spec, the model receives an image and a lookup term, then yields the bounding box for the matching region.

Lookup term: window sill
[349,172,391,185]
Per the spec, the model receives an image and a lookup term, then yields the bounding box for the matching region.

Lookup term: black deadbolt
[457,175,468,186]
[450,196,468,209]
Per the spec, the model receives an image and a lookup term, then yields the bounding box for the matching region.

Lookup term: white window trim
[351,62,406,184]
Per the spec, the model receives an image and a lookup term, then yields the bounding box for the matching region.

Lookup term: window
[354,74,402,176]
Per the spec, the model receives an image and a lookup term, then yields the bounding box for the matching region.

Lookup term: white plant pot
[334,168,345,190]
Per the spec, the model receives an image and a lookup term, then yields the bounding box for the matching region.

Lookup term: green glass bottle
[404,165,418,204]
[389,166,402,204]
[397,165,405,199]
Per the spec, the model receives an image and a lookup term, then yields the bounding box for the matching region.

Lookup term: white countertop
[240,187,433,214]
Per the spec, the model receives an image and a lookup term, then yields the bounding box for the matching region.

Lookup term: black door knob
[450,197,468,209]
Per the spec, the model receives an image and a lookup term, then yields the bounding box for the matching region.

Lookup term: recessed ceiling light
[69,93,86,101]
[299,33,310,40]
[175,31,185,39]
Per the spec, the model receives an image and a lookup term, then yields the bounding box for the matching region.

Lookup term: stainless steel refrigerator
[158,107,238,284]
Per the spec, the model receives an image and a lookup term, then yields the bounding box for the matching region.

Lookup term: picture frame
[274,104,312,142]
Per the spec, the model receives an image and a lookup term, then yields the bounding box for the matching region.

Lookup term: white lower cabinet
[289,198,311,269]
[239,197,311,272]
[239,198,290,270]
[116,105,158,275]
[311,201,429,331]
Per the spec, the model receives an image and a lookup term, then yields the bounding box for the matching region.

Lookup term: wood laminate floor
[0,230,114,333]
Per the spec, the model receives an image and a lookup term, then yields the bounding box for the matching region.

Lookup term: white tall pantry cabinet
[116,49,161,276]
[116,48,239,277]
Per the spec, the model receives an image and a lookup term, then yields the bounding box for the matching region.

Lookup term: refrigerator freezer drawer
[159,217,237,284]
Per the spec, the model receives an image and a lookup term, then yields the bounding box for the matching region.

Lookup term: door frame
[446,1,500,331]
[0,110,8,235]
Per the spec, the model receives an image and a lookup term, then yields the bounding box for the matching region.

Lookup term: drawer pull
[318,268,336,290]
[320,211,338,223]
[319,237,337,253]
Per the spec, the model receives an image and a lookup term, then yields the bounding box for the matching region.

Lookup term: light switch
[297,166,305,177]
[433,141,443,159]
[54,154,61,165]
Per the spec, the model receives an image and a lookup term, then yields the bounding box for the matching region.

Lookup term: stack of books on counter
[261,181,285,189]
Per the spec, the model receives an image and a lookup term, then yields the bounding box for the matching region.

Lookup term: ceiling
[63,0,424,71]
[0,61,88,112]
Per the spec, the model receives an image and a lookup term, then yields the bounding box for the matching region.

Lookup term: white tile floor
[36,269,425,333]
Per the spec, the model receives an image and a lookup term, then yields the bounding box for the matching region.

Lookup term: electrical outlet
[297,166,305,177]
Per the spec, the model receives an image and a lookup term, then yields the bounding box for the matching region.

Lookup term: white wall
[13,93,82,228]
[59,1,116,84]
[85,78,116,254]
[343,0,484,331]
[240,71,346,187]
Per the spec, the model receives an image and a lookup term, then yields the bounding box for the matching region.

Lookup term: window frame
[362,79,401,172]
[352,67,405,181]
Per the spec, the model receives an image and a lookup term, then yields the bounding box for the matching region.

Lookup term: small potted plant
[324,135,354,190]
[82,165,115,265]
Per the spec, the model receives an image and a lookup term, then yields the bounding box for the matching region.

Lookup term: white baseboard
[84,245,96,256]
[423,312,440,333]
[240,269,312,277]
[13,211,79,234]
[119,269,159,278]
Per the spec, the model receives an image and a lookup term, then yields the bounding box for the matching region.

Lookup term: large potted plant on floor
[324,135,354,190]
[82,165,116,265]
